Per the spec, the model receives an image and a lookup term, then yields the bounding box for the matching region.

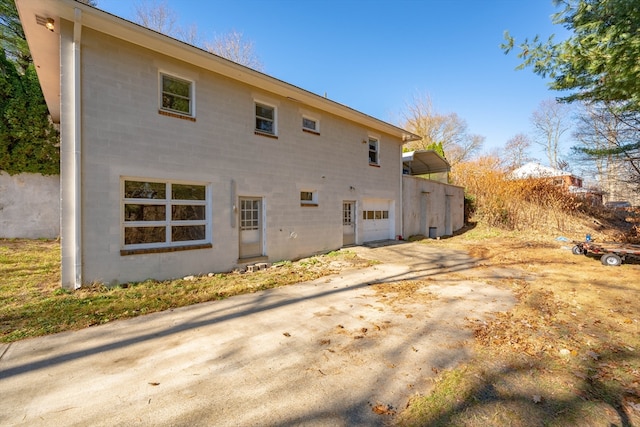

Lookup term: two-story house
[17,0,464,289]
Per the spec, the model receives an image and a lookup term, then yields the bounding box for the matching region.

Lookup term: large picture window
[160,73,193,117]
[122,179,210,251]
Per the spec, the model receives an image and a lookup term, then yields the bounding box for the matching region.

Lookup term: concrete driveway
[0,241,516,426]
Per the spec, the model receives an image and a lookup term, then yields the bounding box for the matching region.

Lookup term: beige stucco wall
[402,176,464,239]
[0,172,60,239]
[66,28,403,286]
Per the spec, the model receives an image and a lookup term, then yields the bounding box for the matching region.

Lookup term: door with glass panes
[239,197,263,258]
[343,201,356,246]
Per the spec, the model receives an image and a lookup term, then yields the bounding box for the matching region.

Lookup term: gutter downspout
[398,144,403,240]
[72,8,82,289]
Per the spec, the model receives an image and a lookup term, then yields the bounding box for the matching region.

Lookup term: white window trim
[159,71,196,117]
[368,136,380,165]
[362,210,389,220]
[302,115,320,134]
[121,177,212,251]
[254,100,277,136]
[300,190,318,206]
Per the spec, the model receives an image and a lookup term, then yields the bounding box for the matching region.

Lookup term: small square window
[256,102,276,135]
[300,190,318,206]
[302,116,319,134]
[368,137,379,165]
[160,73,193,116]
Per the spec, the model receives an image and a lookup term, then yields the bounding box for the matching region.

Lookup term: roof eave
[16,0,419,142]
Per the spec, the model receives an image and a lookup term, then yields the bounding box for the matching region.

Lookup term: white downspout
[72,8,82,289]
[398,144,404,240]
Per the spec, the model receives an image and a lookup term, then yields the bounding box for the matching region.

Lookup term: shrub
[451,157,581,232]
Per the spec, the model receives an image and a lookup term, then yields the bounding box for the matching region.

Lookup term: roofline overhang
[16,0,420,143]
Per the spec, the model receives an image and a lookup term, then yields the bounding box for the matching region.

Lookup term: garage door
[362,198,393,242]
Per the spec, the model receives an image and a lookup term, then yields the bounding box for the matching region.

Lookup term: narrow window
[368,137,379,165]
[160,73,193,116]
[255,102,276,135]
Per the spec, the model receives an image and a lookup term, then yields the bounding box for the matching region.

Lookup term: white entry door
[239,197,263,259]
[343,201,356,246]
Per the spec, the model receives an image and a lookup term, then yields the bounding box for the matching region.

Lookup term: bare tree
[445,133,485,166]
[204,30,263,72]
[573,101,640,203]
[401,93,483,165]
[530,99,572,168]
[134,1,178,35]
[502,133,532,171]
[133,1,261,70]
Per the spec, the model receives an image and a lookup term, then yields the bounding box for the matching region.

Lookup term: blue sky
[96,0,569,162]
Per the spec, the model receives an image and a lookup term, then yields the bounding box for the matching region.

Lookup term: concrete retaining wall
[402,176,464,238]
[0,172,60,239]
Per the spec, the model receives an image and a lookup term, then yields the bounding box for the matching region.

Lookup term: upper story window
[255,102,276,135]
[302,116,320,134]
[368,137,379,165]
[160,73,194,117]
[122,178,210,253]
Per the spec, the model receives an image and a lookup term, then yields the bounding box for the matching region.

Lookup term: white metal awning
[402,150,450,175]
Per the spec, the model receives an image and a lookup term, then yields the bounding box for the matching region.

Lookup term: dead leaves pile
[370,402,396,416]
[372,280,438,307]
[465,277,640,421]
[468,284,564,357]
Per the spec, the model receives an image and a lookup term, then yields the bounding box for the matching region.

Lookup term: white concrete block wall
[0,172,60,239]
[72,29,403,285]
[402,176,464,239]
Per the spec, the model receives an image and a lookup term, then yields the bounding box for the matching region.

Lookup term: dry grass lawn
[1,218,639,426]
[396,226,640,426]
[0,240,372,342]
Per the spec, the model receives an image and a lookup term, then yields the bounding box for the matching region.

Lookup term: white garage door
[362,198,393,242]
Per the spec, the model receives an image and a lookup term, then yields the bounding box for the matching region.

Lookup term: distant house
[510,162,603,206]
[17,0,463,288]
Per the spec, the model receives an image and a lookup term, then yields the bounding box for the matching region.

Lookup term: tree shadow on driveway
[0,243,516,426]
